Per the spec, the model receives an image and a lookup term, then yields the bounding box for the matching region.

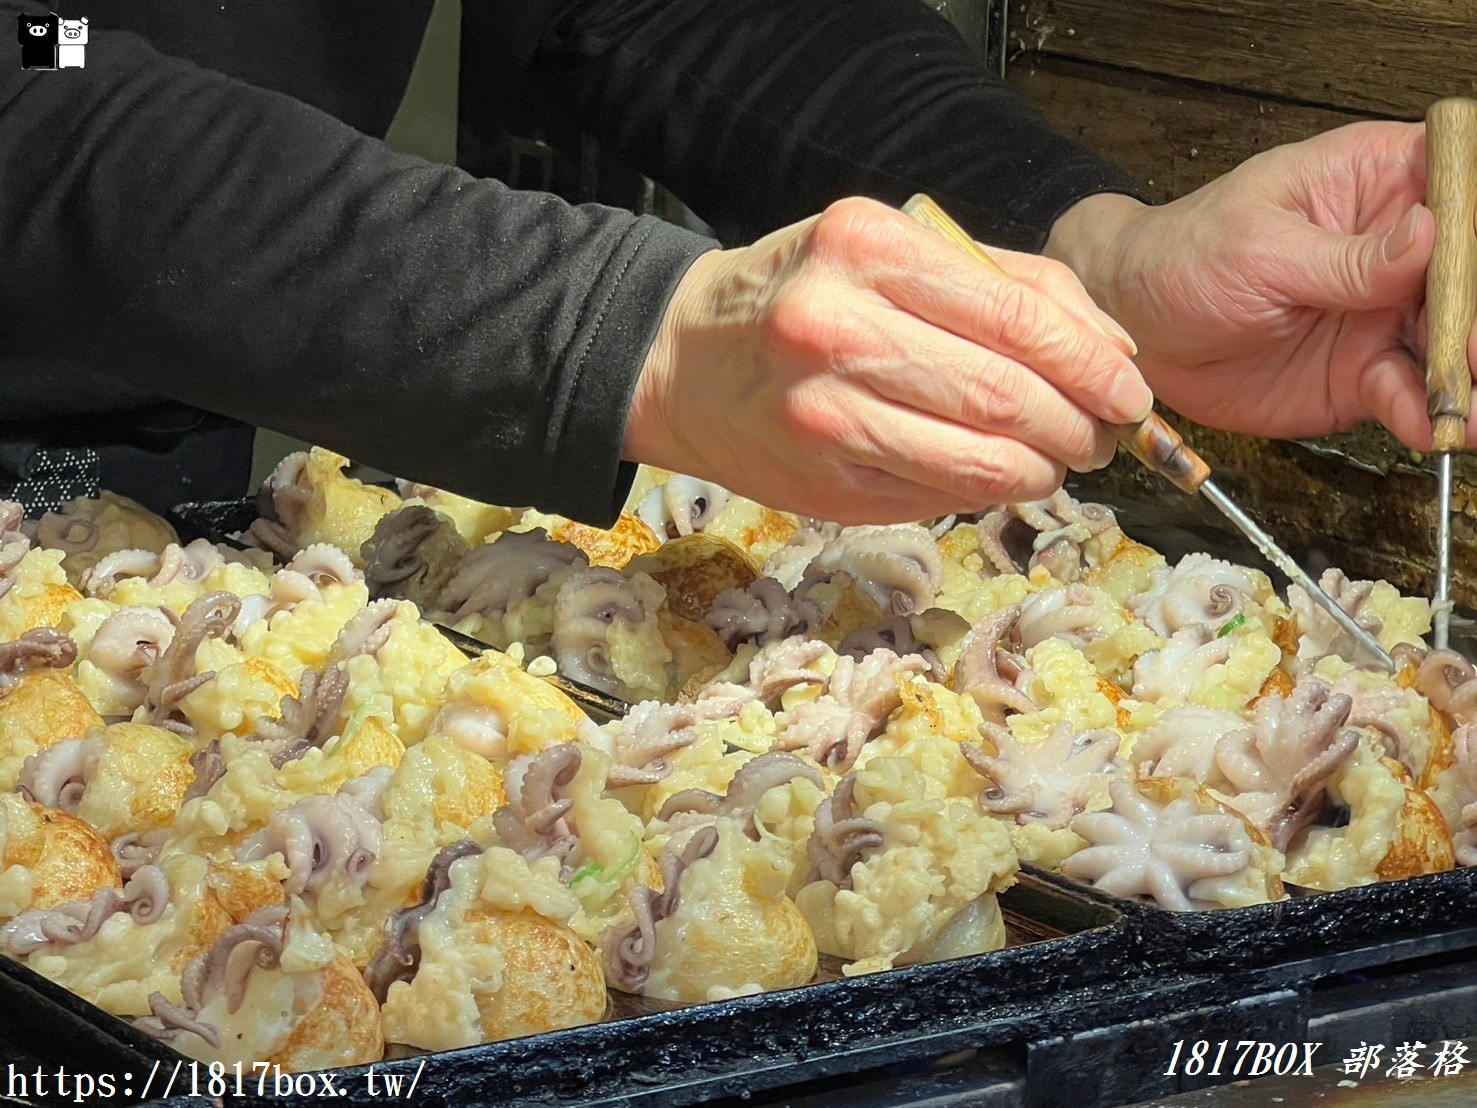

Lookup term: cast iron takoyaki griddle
[2,871,1149,1107]
[167,497,260,547]
[116,492,1477,1107]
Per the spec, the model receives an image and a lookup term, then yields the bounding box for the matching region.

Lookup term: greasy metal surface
[1027,858,1477,979]
[0,952,176,1076]
[10,863,1474,1107]
[5,874,1147,1107]
[167,498,259,545]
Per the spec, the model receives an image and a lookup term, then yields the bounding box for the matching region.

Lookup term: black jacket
[0,0,1145,522]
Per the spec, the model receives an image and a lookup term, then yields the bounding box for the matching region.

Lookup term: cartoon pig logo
[57,16,85,67]
[17,12,58,69]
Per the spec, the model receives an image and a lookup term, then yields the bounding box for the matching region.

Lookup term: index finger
[844,207,1155,425]
[904,196,1136,354]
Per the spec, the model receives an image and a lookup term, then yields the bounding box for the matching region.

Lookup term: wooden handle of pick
[900,193,1212,493]
[1426,97,1477,453]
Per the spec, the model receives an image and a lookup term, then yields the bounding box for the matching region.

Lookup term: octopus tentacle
[18,732,105,812]
[180,904,289,1015]
[146,540,225,590]
[242,452,311,559]
[1214,679,1359,850]
[0,627,77,695]
[328,599,402,665]
[138,993,221,1049]
[601,825,720,993]
[760,527,829,591]
[144,592,240,734]
[245,519,297,561]
[1406,647,1477,726]
[658,752,825,836]
[363,841,484,1002]
[806,774,883,888]
[705,576,822,650]
[434,529,586,625]
[0,867,170,958]
[492,745,583,869]
[111,829,171,879]
[976,492,1116,581]
[82,608,175,710]
[236,792,383,897]
[1287,568,1389,669]
[551,567,652,697]
[255,664,350,768]
[605,702,700,788]
[952,605,1037,724]
[1131,627,1234,703]
[183,740,225,801]
[963,720,1121,829]
[0,504,30,602]
[637,475,731,538]
[1128,553,1256,638]
[774,649,928,772]
[81,549,163,598]
[360,507,466,608]
[692,637,833,720]
[122,864,171,924]
[1018,583,1102,650]
[285,543,360,588]
[1065,780,1260,911]
[812,523,943,615]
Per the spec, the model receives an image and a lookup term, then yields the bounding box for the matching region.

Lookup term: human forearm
[0,0,713,524]
[1042,193,1149,324]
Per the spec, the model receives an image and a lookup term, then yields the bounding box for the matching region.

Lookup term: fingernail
[1107,371,1155,423]
[1383,205,1425,263]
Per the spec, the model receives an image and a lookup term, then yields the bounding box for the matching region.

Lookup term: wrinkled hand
[626,197,1152,524]
[1052,121,1477,450]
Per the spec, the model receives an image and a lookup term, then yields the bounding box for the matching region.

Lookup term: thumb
[1293,204,1432,312]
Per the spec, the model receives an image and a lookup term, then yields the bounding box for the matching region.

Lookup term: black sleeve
[510,0,1150,250]
[0,0,714,526]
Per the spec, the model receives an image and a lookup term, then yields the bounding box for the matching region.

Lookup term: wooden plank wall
[1005,0,1477,200]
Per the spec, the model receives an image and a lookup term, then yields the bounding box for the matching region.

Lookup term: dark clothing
[516,0,1145,248]
[3,0,442,511]
[0,0,1146,524]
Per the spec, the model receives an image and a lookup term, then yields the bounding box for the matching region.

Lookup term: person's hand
[1049,121,1477,451]
[625,197,1152,524]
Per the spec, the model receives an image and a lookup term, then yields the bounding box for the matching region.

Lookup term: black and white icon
[17,12,58,70]
[58,16,86,67]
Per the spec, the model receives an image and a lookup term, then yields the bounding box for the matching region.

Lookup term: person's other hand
[625,197,1152,524]
[1050,121,1477,451]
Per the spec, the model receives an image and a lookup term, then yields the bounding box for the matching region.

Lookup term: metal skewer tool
[1424,97,1477,651]
[902,192,1397,672]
